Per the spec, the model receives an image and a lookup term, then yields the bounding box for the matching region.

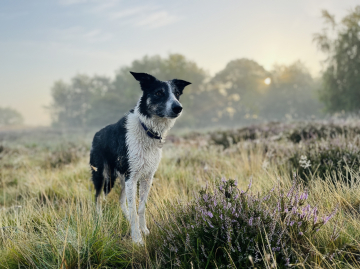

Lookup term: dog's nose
[172,104,183,114]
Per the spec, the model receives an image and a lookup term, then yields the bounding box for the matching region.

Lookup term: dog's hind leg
[125,173,143,244]
[91,166,104,211]
[138,175,153,236]
[118,172,129,220]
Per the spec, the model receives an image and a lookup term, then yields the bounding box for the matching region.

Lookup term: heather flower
[248,177,253,190]
[157,177,337,268]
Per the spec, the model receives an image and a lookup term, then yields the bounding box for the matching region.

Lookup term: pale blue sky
[0,0,358,125]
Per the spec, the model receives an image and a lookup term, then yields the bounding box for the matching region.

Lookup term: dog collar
[140,120,163,141]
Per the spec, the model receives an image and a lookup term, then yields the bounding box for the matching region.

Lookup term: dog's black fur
[90,72,191,201]
[90,115,130,199]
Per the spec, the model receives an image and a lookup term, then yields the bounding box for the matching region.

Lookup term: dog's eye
[175,92,180,98]
[156,91,163,97]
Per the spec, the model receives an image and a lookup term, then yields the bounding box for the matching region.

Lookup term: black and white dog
[90,72,191,244]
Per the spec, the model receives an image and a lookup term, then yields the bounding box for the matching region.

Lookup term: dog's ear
[172,79,191,93]
[130,72,157,91]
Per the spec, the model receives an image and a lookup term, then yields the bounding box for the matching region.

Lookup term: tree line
[48,55,322,129]
[46,6,360,129]
[1,7,359,128]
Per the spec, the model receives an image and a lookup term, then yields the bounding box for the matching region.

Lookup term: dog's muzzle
[171,103,183,116]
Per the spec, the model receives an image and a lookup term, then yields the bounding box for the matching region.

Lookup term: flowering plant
[156,177,337,268]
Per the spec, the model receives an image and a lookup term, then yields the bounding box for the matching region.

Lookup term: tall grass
[0,121,360,268]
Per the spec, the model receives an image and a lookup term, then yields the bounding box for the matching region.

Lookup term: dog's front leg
[125,174,143,244]
[138,175,153,236]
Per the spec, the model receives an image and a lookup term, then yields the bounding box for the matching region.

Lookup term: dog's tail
[90,148,116,201]
[103,166,116,195]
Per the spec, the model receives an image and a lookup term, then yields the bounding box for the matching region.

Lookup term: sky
[0,0,359,126]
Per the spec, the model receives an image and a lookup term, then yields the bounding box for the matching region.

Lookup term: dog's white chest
[126,114,163,178]
[129,140,162,177]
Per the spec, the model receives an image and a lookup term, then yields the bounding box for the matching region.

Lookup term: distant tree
[0,107,24,126]
[49,75,113,128]
[261,61,322,120]
[314,6,360,113]
[49,54,207,128]
[204,59,269,125]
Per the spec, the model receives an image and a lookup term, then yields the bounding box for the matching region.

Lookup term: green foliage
[261,62,322,121]
[314,6,360,113]
[207,120,360,184]
[0,107,23,126]
[48,54,322,129]
[289,140,360,184]
[49,75,114,128]
[201,59,269,125]
[209,120,360,148]
[49,54,207,128]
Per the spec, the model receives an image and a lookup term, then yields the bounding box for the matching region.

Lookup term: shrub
[209,121,360,148]
[288,139,360,183]
[44,142,88,168]
[154,178,337,268]
[286,122,360,143]
[209,122,283,148]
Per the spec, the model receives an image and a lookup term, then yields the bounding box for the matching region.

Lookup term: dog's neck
[133,103,176,139]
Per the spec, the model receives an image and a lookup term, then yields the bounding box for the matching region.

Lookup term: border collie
[90,72,191,244]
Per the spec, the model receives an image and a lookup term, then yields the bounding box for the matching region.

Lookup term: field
[1,120,360,268]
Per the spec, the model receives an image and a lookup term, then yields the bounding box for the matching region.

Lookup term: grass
[0,121,360,268]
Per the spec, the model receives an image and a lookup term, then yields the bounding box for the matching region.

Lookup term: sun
[264,77,271,85]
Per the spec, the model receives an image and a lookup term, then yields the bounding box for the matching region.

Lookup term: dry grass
[0,126,359,268]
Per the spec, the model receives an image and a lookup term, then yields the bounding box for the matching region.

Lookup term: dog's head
[130,71,191,119]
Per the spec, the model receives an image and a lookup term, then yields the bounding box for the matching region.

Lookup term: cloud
[135,11,179,29]
[109,6,151,20]
[108,5,180,29]
[58,0,89,6]
[86,0,122,13]
[52,26,113,43]
[57,1,180,30]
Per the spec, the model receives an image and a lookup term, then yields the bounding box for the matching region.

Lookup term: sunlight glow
[264,77,271,85]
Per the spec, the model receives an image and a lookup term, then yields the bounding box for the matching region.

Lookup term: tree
[49,75,113,128]
[0,107,24,126]
[314,6,360,113]
[261,61,322,121]
[204,59,269,126]
[49,54,207,128]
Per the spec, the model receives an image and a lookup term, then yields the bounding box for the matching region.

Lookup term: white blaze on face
[147,96,158,112]
[166,81,181,115]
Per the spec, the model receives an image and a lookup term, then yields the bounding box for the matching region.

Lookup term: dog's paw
[141,226,150,236]
[133,236,144,245]
[131,230,144,245]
